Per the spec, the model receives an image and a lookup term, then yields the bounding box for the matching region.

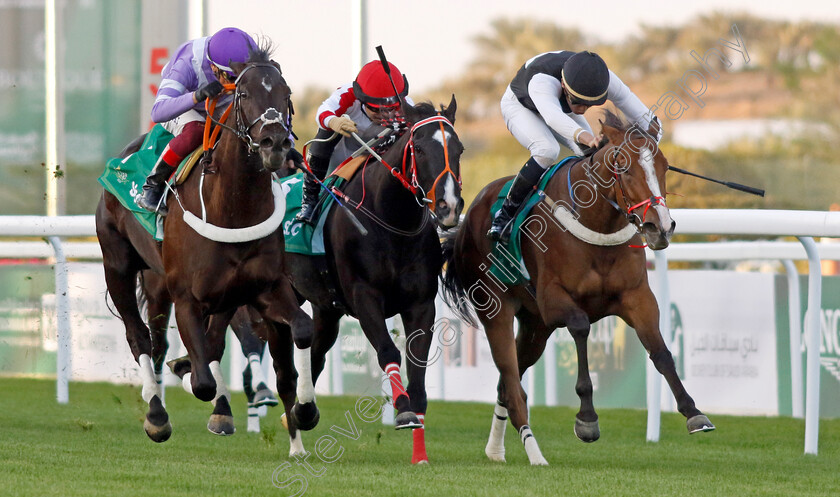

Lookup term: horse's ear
[271,60,283,74]
[230,61,246,76]
[599,119,622,144]
[442,94,457,124]
[400,97,418,123]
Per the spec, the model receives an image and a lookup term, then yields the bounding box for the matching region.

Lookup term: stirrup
[295,203,318,225]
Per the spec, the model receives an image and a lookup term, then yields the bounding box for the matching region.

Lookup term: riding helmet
[353,60,409,107]
[207,27,258,77]
[561,51,610,106]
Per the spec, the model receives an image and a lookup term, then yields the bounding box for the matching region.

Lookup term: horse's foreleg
[621,288,715,434]
[203,310,236,436]
[401,302,436,464]
[352,290,419,430]
[310,306,343,385]
[173,301,216,402]
[143,274,173,442]
[483,312,548,466]
[258,284,319,431]
[265,320,306,456]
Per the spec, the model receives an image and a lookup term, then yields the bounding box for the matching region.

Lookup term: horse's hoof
[291,402,320,431]
[574,417,600,443]
[207,414,235,436]
[143,395,172,443]
[395,411,422,430]
[166,355,191,378]
[253,385,279,407]
[485,447,506,462]
[687,414,715,434]
[143,417,172,443]
[281,413,289,430]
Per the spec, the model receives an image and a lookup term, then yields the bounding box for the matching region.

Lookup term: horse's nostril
[260,137,274,149]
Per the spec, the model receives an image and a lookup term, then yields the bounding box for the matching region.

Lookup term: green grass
[0,378,838,497]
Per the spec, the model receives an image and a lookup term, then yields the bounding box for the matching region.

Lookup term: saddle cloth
[488,156,576,285]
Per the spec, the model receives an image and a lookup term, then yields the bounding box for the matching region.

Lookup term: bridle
[400,115,461,210]
[203,62,292,154]
[594,140,667,229]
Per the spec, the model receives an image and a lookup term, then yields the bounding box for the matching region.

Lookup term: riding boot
[296,154,330,225]
[486,157,545,243]
[136,157,176,215]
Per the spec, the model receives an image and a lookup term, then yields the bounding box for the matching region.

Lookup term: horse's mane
[410,101,439,119]
[247,38,275,64]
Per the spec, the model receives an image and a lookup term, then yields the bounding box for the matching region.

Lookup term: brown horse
[95,45,317,452]
[441,112,714,465]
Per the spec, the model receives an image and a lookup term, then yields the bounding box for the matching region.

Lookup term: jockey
[487,50,661,242]
[137,27,258,214]
[296,60,412,225]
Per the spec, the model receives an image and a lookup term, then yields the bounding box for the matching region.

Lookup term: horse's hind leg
[232,307,279,409]
[483,309,548,466]
[265,320,306,456]
[401,301,436,464]
[621,288,715,434]
[99,238,171,442]
[141,271,173,442]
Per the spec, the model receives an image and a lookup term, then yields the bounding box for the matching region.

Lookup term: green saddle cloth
[488,156,575,285]
[98,125,175,240]
[280,172,344,255]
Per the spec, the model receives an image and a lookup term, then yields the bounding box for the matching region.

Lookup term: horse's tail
[439,227,478,328]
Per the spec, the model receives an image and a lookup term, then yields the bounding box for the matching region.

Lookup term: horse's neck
[364,150,425,228]
[552,153,627,233]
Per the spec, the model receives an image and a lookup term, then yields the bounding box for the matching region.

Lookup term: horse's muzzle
[436,196,464,229]
[642,219,675,250]
[259,134,292,172]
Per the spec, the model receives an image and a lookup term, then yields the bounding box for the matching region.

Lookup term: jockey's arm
[606,70,662,142]
[528,73,595,147]
[151,60,202,124]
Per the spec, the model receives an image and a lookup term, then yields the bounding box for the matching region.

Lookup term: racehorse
[95,44,317,453]
[440,111,714,465]
[286,98,463,464]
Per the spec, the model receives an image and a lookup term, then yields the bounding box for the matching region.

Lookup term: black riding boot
[296,155,330,225]
[136,158,176,215]
[486,157,545,243]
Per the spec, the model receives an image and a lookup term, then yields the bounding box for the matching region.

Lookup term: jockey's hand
[194,81,224,103]
[576,130,601,149]
[328,115,358,137]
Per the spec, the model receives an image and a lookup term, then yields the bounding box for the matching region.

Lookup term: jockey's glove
[194,80,224,103]
[328,115,358,137]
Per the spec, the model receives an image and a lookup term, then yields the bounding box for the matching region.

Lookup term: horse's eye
[414,146,424,156]
[240,92,248,99]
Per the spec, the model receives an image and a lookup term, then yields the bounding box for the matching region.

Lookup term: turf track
[0,378,838,497]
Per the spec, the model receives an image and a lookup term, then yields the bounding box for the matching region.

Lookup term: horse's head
[599,113,674,250]
[400,96,464,228]
[229,46,293,172]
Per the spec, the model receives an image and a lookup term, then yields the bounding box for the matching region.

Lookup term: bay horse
[287,98,463,464]
[95,45,317,452]
[440,112,714,465]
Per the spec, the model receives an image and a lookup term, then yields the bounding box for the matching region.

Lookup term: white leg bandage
[294,347,315,403]
[485,404,508,462]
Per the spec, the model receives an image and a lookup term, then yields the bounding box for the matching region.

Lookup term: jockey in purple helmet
[137,27,258,214]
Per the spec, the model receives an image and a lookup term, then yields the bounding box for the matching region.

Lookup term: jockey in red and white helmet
[297,60,413,225]
[137,27,258,214]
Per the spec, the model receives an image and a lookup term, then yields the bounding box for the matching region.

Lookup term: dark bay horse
[441,112,714,465]
[287,98,463,464]
[95,45,317,452]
